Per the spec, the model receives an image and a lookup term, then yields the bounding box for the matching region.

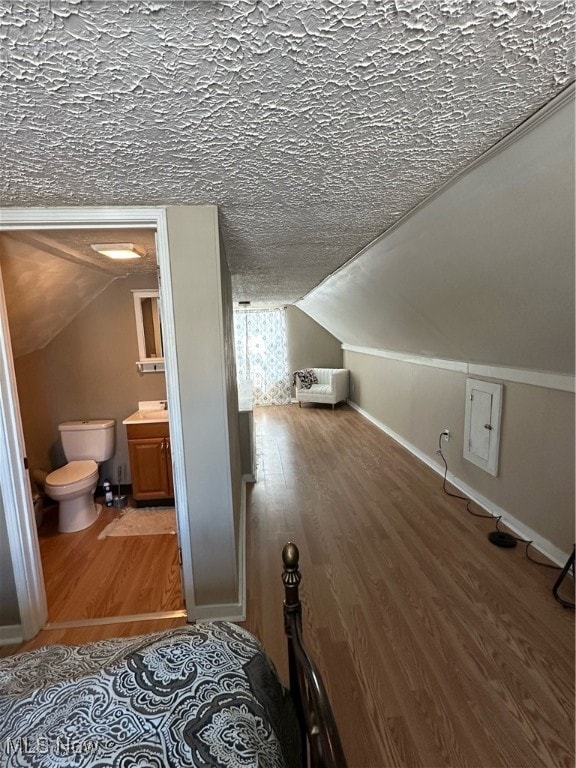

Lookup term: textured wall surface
[1,0,574,303]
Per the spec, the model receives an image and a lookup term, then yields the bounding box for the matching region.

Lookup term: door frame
[0,206,195,639]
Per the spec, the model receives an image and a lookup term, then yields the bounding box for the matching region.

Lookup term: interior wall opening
[0,226,186,629]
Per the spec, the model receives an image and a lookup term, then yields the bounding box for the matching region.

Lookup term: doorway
[0,207,194,639]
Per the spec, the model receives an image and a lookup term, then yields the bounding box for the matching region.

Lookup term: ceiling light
[90,243,146,260]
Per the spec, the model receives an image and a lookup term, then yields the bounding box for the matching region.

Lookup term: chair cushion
[314,370,334,385]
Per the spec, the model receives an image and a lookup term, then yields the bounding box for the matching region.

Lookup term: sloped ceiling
[298,93,575,374]
[0,229,156,356]
[1,0,574,309]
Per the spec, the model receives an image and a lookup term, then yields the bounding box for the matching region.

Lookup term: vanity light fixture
[90,243,146,260]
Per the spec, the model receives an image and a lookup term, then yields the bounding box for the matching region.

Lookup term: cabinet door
[128,437,171,500]
[463,379,503,477]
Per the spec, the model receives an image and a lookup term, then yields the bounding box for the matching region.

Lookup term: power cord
[435,432,574,609]
[436,434,493,520]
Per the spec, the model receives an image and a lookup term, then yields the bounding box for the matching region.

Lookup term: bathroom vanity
[123,404,173,504]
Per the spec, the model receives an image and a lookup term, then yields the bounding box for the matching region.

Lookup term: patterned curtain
[233,308,290,406]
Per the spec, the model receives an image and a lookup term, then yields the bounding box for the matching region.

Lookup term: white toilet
[45,419,115,533]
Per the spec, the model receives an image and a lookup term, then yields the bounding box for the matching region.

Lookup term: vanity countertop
[122,401,169,425]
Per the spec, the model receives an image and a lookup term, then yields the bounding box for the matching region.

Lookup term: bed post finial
[282,541,299,570]
[282,542,305,759]
[282,541,301,611]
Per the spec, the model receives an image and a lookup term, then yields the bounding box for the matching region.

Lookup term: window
[233,308,290,406]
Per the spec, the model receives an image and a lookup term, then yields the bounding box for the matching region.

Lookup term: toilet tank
[59,419,115,462]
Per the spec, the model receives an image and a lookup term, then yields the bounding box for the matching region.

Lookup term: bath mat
[98,507,176,539]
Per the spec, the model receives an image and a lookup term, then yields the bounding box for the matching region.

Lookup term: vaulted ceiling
[0,229,156,356]
[1,0,574,307]
[299,92,575,374]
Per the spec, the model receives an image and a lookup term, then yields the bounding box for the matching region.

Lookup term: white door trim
[0,264,47,638]
[0,206,195,639]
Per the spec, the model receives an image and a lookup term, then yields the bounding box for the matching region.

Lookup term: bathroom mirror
[132,289,165,372]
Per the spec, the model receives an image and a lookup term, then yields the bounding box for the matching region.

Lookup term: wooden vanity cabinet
[126,422,174,502]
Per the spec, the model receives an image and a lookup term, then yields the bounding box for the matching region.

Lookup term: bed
[0,543,347,768]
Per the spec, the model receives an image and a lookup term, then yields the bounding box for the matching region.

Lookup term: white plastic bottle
[103,479,113,507]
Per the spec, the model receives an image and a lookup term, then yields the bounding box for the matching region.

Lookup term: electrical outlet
[441,429,451,442]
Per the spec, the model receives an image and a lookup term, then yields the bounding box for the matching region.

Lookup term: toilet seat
[45,460,101,533]
[46,460,98,490]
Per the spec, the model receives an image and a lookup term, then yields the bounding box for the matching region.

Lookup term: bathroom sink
[122,403,169,425]
[141,409,168,420]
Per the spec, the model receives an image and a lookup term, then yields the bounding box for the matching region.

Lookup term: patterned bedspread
[0,622,299,768]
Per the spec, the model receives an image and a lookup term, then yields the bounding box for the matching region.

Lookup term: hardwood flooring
[240,404,574,768]
[36,499,184,623]
[6,403,574,767]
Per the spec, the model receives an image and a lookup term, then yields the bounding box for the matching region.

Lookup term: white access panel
[463,379,503,476]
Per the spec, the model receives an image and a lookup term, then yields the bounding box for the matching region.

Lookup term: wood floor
[240,404,574,768]
[6,403,575,767]
[36,499,184,622]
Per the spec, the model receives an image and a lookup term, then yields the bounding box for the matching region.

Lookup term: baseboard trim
[191,604,245,622]
[348,400,571,567]
[45,610,188,630]
[0,624,24,646]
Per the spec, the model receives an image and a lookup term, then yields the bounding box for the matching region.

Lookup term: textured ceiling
[299,93,575,373]
[4,230,158,276]
[0,0,574,304]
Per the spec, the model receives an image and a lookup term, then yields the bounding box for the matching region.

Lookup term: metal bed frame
[282,542,348,768]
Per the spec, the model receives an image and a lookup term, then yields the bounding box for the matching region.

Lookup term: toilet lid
[46,460,98,486]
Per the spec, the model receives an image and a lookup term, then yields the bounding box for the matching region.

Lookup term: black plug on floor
[488,531,517,548]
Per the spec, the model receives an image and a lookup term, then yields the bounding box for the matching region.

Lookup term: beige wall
[12,352,55,473]
[286,305,343,394]
[167,206,240,608]
[219,235,242,561]
[345,349,575,556]
[13,273,165,485]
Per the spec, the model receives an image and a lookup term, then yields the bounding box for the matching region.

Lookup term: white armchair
[294,368,349,409]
